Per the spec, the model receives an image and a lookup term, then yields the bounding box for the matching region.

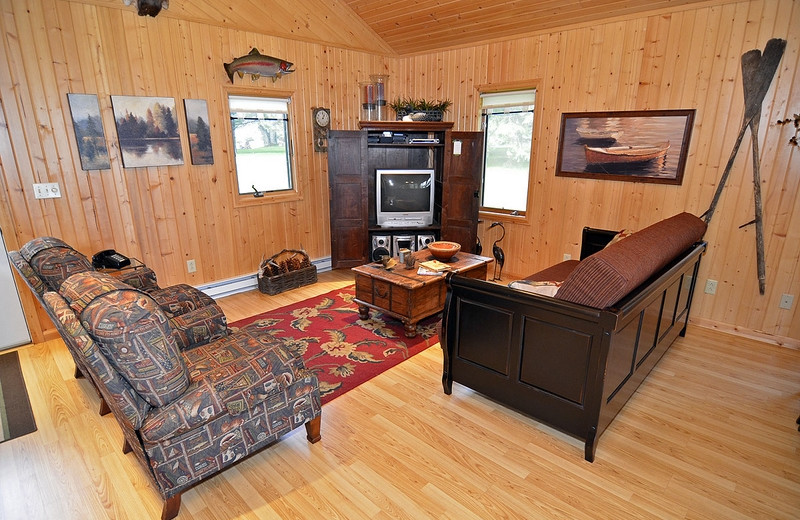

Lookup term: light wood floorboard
[1,269,799,519]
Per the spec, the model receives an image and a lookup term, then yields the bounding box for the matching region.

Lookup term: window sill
[479,209,529,225]
[233,189,302,209]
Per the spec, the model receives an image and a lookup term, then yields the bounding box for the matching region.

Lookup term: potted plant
[390,97,452,121]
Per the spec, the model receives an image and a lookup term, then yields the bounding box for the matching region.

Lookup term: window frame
[476,81,540,223]
[223,86,301,208]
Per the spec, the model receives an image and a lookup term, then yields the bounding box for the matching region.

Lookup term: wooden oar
[703,39,785,224]
[702,38,786,295]
[742,39,785,295]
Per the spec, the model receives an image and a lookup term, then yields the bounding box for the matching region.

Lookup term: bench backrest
[556,212,707,309]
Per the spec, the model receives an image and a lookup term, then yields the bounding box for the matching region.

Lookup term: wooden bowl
[427,241,461,261]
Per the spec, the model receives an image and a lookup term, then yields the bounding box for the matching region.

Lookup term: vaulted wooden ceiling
[73,0,733,55]
[340,0,728,55]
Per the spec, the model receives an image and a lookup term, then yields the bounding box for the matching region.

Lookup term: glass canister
[360,81,376,121]
[370,74,388,120]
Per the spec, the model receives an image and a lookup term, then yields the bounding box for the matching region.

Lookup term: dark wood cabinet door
[441,131,484,253]
[328,130,368,268]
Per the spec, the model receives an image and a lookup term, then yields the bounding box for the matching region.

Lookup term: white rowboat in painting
[584,142,670,165]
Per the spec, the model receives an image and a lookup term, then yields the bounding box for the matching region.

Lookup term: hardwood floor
[2,269,799,519]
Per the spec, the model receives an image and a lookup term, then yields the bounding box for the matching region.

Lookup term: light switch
[33,182,61,199]
[453,140,462,155]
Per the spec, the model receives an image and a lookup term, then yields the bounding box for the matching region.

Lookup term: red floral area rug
[228,285,440,404]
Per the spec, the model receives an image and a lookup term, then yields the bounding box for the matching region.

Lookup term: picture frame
[67,93,111,170]
[184,99,214,165]
[555,109,695,185]
[111,95,184,168]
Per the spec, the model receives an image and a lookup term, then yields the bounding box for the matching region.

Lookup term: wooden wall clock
[312,107,330,152]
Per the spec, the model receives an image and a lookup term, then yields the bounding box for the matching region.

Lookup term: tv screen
[376,169,435,227]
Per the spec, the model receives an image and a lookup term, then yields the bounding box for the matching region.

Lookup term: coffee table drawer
[355,275,393,309]
[372,279,392,309]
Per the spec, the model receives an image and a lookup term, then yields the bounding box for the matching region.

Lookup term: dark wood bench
[441,213,707,461]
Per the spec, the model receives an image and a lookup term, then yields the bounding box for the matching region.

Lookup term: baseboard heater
[197,256,332,299]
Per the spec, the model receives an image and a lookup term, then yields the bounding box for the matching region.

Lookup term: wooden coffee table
[352,250,493,337]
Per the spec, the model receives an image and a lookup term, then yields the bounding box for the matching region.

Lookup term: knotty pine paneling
[0,0,402,341]
[1,0,797,344]
[406,0,799,343]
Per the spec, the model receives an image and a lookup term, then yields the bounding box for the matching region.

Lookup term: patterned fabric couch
[9,238,323,520]
[10,237,229,400]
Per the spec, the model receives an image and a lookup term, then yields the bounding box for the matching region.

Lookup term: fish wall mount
[224,48,295,83]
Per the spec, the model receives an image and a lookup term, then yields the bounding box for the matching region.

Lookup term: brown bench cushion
[523,259,580,283]
[555,212,707,309]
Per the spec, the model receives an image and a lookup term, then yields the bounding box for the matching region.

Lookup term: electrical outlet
[563,253,572,261]
[704,279,718,295]
[186,259,197,273]
[33,182,61,199]
[779,294,794,310]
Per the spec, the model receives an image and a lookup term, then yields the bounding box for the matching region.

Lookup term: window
[228,95,293,196]
[480,89,536,215]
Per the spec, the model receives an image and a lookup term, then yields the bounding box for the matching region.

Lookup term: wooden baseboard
[42,328,61,342]
[689,317,799,350]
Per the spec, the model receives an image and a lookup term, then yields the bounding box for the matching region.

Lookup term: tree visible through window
[228,95,293,195]
[480,89,535,215]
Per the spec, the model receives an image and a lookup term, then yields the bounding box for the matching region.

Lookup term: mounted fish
[224,48,294,83]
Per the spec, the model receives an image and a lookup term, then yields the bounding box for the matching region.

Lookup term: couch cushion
[29,246,94,291]
[523,259,580,283]
[18,236,72,262]
[555,212,707,309]
[60,271,190,407]
[44,291,151,429]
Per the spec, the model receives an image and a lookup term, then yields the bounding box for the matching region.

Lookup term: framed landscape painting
[184,99,214,165]
[111,95,184,168]
[67,93,111,170]
[555,109,695,184]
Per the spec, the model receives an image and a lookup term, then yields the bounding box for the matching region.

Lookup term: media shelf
[328,122,483,269]
[366,143,445,148]
[368,225,440,232]
[359,121,454,132]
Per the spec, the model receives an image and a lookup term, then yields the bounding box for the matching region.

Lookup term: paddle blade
[741,38,786,121]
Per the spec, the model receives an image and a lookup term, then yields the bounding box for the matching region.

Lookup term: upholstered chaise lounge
[9,238,323,520]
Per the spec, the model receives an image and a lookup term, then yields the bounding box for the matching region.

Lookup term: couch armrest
[149,284,216,317]
[169,304,229,351]
[8,250,48,296]
[109,266,159,292]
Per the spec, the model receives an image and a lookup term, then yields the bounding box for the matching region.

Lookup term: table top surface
[352,250,493,289]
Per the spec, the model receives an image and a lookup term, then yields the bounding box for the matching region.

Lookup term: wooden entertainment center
[327,121,484,269]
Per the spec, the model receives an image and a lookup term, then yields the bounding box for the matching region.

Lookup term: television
[375,169,435,227]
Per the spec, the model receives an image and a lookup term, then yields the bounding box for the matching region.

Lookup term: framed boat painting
[555,109,695,184]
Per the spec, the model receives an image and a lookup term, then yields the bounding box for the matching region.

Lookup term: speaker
[392,235,416,254]
[371,235,391,261]
[417,234,436,250]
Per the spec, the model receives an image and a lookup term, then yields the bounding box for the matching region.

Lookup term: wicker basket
[257,249,317,295]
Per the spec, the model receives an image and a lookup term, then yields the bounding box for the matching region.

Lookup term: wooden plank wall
[1,0,797,344]
[0,0,402,340]
[405,0,799,344]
